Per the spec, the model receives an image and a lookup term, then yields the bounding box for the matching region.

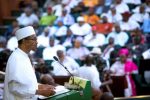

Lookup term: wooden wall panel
[0,0,33,25]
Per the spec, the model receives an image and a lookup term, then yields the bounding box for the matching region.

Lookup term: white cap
[101,13,108,18]
[91,47,102,55]
[15,26,36,41]
[77,16,84,22]
[75,36,83,42]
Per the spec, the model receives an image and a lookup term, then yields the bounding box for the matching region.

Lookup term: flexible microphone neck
[53,56,74,76]
[53,56,83,90]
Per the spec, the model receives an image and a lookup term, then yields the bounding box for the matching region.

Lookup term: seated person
[51,50,80,76]
[67,37,90,61]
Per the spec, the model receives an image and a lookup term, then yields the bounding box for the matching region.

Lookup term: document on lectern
[38,85,70,99]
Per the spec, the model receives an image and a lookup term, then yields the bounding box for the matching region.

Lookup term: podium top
[69,76,90,89]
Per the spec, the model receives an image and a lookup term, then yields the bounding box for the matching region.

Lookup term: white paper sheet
[38,85,69,99]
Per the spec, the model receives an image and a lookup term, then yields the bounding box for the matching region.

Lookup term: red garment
[124,61,138,96]
[95,23,113,34]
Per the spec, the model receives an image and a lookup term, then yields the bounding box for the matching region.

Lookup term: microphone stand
[53,56,74,84]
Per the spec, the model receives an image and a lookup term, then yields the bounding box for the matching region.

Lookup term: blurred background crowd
[0,0,150,99]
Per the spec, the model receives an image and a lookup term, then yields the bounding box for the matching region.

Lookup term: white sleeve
[8,81,36,98]
[70,59,80,75]
[71,58,80,69]
[110,62,117,73]
[91,69,101,90]
[142,49,150,59]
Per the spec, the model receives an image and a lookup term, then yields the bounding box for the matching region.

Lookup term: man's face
[25,8,32,16]
[67,29,72,36]
[25,35,37,51]
[102,16,108,23]
[115,25,121,33]
[57,50,65,61]
[78,21,84,26]
[109,37,114,44]
[74,40,81,48]
[49,39,54,47]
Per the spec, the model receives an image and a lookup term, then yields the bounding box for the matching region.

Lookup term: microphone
[53,56,74,76]
[53,56,83,90]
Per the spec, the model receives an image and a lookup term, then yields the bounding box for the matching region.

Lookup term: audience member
[83,26,106,47]
[110,48,138,97]
[106,6,123,23]
[30,0,42,19]
[17,7,39,26]
[62,29,75,47]
[42,36,64,60]
[51,50,80,76]
[53,20,67,41]
[112,0,129,14]
[106,24,129,47]
[83,7,100,25]
[52,1,70,17]
[62,0,82,11]
[69,16,92,36]
[40,6,57,25]
[95,1,105,16]
[95,15,113,35]
[103,0,113,12]
[144,0,150,13]
[127,35,148,59]
[101,37,115,67]
[55,9,75,26]
[130,4,149,24]
[71,2,89,20]
[67,37,90,60]
[119,12,140,32]
[37,27,50,47]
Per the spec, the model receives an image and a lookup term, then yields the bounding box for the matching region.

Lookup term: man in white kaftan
[69,16,91,36]
[4,26,55,100]
[4,48,38,100]
[51,50,80,76]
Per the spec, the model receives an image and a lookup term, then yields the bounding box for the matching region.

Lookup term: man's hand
[38,89,56,97]
[38,84,55,90]
[36,84,56,97]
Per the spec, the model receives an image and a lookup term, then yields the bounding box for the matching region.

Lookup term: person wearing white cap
[67,37,90,60]
[91,47,102,55]
[69,16,91,36]
[4,26,55,100]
